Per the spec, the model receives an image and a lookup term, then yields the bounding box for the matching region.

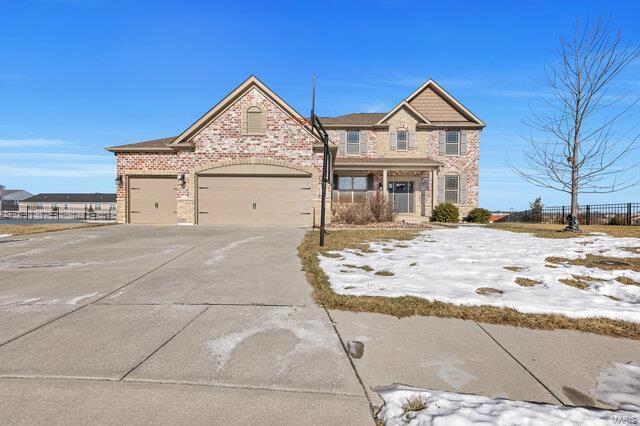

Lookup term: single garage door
[128,176,177,224]
[197,175,312,226]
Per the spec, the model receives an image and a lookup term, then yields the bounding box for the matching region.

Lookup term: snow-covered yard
[318,227,640,323]
[378,362,640,424]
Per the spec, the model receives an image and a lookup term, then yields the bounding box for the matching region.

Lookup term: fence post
[562,206,565,224]
[628,203,632,226]
[586,205,591,225]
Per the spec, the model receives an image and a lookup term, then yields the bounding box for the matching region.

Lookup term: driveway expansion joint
[475,322,565,405]
[323,308,378,422]
[119,306,211,381]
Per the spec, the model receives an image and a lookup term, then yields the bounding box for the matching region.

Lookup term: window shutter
[366,174,374,191]
[437,175,445,203]
[333,173,339,190]
[408,131,416,150]
[460,131,468,155]
[390,131,397,150]
[459,175,467,204]
[439,131,446,155]
[360,131,368,155]
[260,111,267,134]
[339,131,346,155]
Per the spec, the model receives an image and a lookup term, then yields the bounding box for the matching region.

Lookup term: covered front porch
[332,158,443,219]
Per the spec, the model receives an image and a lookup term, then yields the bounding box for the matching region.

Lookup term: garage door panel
[129,177,177,224]
[197,175,311,226]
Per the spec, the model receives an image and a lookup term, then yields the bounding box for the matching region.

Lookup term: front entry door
[388,181,414,213]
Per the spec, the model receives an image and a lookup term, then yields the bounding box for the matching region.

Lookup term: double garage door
[128,175,312,226]
[198,175,312,226]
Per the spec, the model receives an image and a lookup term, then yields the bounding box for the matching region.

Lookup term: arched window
[245,106,265,135]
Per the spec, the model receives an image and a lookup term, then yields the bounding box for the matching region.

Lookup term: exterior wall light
[115,175,123,187]
[178,173,186,187]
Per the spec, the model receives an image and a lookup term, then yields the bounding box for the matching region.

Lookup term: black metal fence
[496,203,640,226]
[0,205,116,221]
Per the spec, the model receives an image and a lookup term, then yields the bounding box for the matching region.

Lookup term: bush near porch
[333,191,397,225]
[431,203,459,223]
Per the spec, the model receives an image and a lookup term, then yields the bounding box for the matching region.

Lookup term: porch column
[382,168,388,200]
[431,169,436,215]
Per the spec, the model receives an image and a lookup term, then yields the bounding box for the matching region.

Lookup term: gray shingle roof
[23,193,116,203]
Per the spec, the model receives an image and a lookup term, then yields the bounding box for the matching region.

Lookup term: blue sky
[1,0,639,210]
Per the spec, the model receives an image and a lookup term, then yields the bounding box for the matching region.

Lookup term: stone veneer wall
[115,87,328,225]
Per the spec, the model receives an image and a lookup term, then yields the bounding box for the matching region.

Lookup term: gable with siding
[409,86,472,122]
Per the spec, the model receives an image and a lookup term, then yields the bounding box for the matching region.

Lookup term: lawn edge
[298,228,640,340]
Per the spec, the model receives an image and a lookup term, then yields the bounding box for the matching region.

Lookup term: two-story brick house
[107,76,484,225]
[325,79,484,220]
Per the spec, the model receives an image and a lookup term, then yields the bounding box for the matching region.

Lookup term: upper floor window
[445,130,459,155]
[245,106,264,135]
[445,175,459,204]
[396,130,408,151]
[346,130,360,155]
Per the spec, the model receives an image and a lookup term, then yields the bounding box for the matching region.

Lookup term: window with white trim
[346,130,360,155]
[445,130,459,155]
[396,130,408,150]
[245,106,264,135]
[445,175,459,204]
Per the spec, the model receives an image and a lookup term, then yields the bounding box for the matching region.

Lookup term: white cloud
[0,138,70,148]
[0,164,113,177]
[0,152,112,161]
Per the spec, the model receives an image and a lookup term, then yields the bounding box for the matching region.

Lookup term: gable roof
[376,101,433,126]
[170,75,328,147]
[23,193,116,203]
[320,78,485,129]
[403,79,485,126]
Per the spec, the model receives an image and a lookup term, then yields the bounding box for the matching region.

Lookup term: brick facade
[329,106,480,219]
[115,87,327,225]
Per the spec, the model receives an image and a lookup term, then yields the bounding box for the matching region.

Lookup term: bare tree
[509,18,640,231]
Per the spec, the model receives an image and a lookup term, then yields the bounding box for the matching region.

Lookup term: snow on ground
[0,234,11,238]
[319,227,640,322]
[591,361,640,411]
[377,384,637,425]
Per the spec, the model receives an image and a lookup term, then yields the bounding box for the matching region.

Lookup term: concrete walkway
[0,225,637,424]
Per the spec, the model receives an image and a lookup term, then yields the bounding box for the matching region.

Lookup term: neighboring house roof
[22,193,116,203]
[0,189,33,201]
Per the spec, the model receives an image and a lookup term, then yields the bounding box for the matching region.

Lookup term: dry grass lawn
[299,228,640,340]
[0,223,108,237]
[487,222,640,239]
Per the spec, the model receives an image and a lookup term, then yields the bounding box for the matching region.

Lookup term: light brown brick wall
[329,107,480,220]
[115,87,326,224]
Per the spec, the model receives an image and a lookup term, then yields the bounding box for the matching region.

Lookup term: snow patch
[319,227,640,322]
[0,234,11,238]
[206,236,264,265]
[377,384,637,425]
[205,307,333,373]
[591,361,640,412]
[65,293,99,305]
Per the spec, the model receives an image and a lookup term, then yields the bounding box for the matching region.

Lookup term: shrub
[333,202,374,224]
[368,191,397,222]
[608,215,625,226]
[466,207,491,223]
[432,203,459,223]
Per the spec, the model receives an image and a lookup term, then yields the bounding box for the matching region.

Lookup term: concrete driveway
[0,225,637,424]
[0,225,371,425]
